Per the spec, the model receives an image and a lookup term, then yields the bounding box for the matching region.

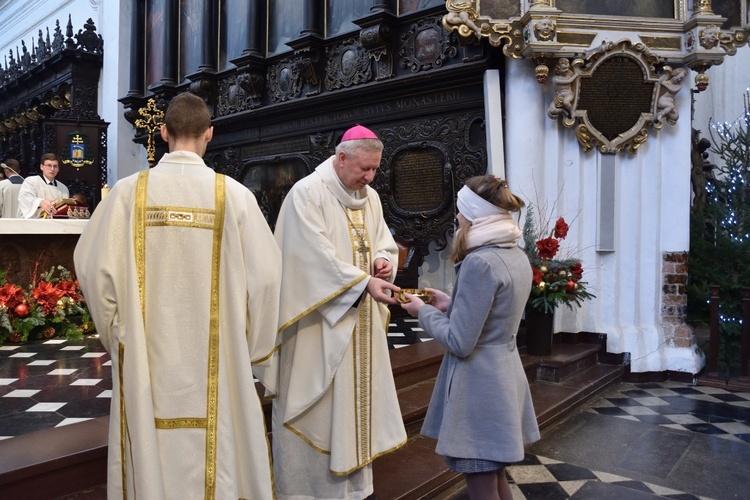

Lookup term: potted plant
[0,265,95,345]
[522,205,595,354]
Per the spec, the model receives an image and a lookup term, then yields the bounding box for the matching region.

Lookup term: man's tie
[48,181,56,186]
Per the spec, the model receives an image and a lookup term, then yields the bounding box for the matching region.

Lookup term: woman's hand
[399,294,425,317]
[425,287,451,312]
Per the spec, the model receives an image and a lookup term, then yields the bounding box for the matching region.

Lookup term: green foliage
[688,99,750,376]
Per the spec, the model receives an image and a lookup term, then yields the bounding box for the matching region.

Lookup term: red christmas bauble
[565,280,577,293]
[14,303,29,318]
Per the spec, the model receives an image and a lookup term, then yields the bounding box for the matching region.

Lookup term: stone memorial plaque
[393,148,444,213]
[577,56,655,141]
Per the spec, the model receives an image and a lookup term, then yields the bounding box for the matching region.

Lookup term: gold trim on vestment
[278,274,368,333]
[204,174,226,499]
[144,205,217,229]
[135,170,149,324]
[133,171,227,499]
[154,418,207,429]
[329,436,408,477]
[252,343,280,365]
[118,342,128,499]
[284,422,332,455]
[348,208,373,467]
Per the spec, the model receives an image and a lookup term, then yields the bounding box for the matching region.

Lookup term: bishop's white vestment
[263,156,407,499]
[74,151,282,500]
[17,174,69,218]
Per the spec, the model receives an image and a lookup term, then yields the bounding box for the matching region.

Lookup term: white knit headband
[456,185,504,222]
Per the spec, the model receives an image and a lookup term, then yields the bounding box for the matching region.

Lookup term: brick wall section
[662,252,694,348]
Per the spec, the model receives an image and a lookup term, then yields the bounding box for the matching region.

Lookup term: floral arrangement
[0,265,95,345]
[522,205,595,314]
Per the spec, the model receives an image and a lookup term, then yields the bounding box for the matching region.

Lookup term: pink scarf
[462,213,522,252]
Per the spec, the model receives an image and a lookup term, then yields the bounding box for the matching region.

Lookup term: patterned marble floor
[2,323,750,500]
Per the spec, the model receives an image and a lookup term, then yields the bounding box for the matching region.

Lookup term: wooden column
[198,1,218,72]
[161,0,178,85]
[302,0,324,36]
[243,0,264,57]
[127,0,145,97]
[372,0,397,14]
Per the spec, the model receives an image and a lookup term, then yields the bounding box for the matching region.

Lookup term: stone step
[0,338,622,499]
[531,362,624,430]
[372,342,623,499]
[372,435,462,500]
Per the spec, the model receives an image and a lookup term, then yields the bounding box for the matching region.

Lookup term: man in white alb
[74,92,282,500]
[0,159,24,218]
[263,124,407,499]
[17,152,69,218]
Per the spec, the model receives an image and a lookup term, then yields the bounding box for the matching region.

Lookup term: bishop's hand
[373,257,393,279]
[366,277,400,305]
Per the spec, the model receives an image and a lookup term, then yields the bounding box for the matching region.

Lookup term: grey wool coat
[418,244,540,463]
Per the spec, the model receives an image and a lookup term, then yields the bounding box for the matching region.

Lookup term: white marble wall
[421,47,750,374]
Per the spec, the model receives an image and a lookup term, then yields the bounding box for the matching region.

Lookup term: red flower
[532,267,544,285]
[0,283,26,309]
[554,217,569,239]
[570,262,583,281]
[57,280,81,301]
[32,281,65,315]
[536,237,560,259]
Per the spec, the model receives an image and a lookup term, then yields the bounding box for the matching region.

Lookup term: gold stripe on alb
[348,208,372,465]
[134,170,149,324]
[154,417,207,429]
[204,174,226,500]
[118,343,127,499]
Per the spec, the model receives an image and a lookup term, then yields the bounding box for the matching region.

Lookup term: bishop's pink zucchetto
[341,124,379,142]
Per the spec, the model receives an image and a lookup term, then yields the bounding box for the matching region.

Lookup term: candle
[101,184,110,199]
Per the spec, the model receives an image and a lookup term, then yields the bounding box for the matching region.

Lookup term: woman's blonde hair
[450,175,525,263]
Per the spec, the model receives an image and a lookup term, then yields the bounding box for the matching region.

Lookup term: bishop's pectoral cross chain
[343,207,370,258]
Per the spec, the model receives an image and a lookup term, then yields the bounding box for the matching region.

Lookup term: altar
[0,219,88,284]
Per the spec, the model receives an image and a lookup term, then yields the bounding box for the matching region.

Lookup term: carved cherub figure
[534,17,556,41]
[700,25,720,49]
[547,58,582,123]
[444,0,483,37]
[654,67,688,126]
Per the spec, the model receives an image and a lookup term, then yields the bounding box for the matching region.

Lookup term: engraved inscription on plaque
[393,148,444,213]
[577,56,655,141]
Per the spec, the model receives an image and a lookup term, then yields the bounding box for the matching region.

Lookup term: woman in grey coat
[401,175,540,500]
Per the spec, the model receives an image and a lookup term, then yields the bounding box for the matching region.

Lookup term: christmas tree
[688,91,750,376]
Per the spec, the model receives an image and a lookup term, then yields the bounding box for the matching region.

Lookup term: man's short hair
[2,158,20,174]
[164,92,211,139]
[40,153,59,164]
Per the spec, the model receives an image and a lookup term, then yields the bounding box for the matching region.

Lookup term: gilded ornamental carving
[441,0,750,154]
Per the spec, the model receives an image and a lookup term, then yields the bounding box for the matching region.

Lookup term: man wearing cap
[0,159,24,218]
[263,125,407,499]
[17,153,69,218]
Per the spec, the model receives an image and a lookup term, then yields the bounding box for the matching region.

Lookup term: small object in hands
[395,288,433,304]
